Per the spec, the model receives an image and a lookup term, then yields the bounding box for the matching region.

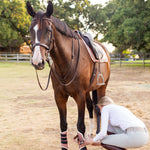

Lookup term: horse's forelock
[32,11,45,29]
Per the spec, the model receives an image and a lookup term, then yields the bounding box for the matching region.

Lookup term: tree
[0,0,31,51]
[50,0,91,30]
[0,0,44,52]
[107,0,150,53]
[85,0,150,53]
[0,0,91,52]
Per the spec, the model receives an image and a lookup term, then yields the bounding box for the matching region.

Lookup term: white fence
[0,53,150,67]
[110,53,150,67]
[0,54,32,62]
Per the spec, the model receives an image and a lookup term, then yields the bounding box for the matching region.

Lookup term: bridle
[31,17,80,90]
[31,18,53,91]
[31,18,53,53]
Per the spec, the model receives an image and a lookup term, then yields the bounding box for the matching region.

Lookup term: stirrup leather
[97,60,105,86]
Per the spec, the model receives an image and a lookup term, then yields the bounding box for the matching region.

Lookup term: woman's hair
[97,96,114,106]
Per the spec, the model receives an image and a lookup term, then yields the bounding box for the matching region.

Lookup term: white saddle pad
[93,42,108,62]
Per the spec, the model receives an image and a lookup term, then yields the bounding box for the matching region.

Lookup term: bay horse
[26,1,110,150]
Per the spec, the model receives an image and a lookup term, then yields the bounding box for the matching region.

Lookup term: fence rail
[0,54,32,62]
[0,53,150,67]
[110,53,150,67]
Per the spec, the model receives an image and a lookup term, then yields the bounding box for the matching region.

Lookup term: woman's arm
[93,107,109,142]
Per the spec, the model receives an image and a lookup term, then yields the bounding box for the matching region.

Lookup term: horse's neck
[50,29,72,76]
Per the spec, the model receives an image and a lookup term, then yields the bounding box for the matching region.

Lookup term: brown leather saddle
[77,31,105,86]
[78,32,99,60]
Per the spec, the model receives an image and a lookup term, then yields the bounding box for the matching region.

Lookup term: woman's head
[97,96,114,107]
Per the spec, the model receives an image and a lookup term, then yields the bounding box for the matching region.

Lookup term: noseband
[32,43,50,51]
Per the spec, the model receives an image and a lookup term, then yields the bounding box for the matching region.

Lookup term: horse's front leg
[75,93,87,150]
[55,94,68,150]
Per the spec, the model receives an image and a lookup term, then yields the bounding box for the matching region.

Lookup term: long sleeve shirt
[93,104,145,142]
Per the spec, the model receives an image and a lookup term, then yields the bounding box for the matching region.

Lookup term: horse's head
[26,1,54,70]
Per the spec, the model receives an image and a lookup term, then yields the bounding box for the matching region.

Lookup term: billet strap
[61,131,68,150]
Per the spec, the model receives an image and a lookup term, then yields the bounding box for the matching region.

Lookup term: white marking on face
[32,24,42,65]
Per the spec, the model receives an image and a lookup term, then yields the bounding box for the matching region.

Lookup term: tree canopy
[0,0,149,53]
[86,0,150,53]
[0,0,30,51]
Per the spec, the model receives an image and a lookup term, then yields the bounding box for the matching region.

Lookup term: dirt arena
[0,63,150,150]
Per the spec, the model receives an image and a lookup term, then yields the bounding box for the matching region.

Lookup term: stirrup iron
[97,73,105,85]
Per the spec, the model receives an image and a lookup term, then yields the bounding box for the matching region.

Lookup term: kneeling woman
[85,96,149,150]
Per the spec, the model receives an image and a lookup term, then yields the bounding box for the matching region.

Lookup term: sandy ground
[0,64,150,150]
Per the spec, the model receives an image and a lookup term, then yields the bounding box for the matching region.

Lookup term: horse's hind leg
[92,90,101,134]
[55,94,68,150]
[93,79,109,134]
[86,92,94,136]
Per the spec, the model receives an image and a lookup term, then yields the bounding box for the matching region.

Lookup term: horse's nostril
[38,60,45,68]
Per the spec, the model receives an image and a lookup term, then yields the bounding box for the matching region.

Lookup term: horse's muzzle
[32,59,45,70]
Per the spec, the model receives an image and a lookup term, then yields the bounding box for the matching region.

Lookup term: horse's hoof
[80,147,87,150]
[62,148,68,150]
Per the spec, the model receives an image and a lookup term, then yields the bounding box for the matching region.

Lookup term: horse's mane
[32,11,78,39]
[52,16,78,39]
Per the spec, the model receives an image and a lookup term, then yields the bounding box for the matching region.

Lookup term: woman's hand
[85,137,93,145]
[85,136,100,146]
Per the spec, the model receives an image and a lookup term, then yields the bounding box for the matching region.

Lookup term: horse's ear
[26,1,36,17]
[46,1,53,17]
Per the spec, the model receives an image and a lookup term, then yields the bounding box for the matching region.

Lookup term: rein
[32,17,80,90]
[51,38,80,87]
[32,18,53,91]
[35,67,51,91]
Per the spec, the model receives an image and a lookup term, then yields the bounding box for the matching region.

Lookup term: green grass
[0,62,51,100]
[111,59,150,67]
[121,59,150,63]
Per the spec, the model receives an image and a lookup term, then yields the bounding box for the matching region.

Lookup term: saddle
[78,31,108,86]
[79,32,100,60]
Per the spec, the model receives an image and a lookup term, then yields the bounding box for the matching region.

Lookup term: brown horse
[26,1,110,150]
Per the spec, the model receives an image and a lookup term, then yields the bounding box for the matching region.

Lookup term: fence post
[29,54,32,63]
[17,54,19,62]
[5,54,8,61]
[119,53,122,67]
